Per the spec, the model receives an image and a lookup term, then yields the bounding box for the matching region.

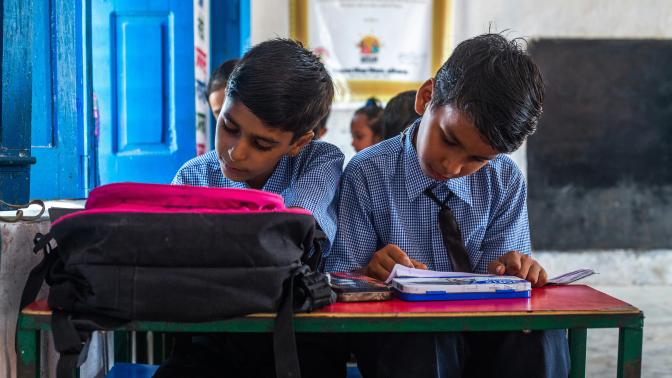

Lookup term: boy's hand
[488,251,548,287]
[362,244,427,281]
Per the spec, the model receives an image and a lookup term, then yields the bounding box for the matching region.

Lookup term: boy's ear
[288,130,315,157]
[415,79,434,115]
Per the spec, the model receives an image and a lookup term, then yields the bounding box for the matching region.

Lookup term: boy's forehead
[221,98,294,140]
[433,104,498,157]
[432,103,471,126]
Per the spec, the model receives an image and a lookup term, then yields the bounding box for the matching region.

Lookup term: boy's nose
[443,160,463,177]
[228,142,247,161]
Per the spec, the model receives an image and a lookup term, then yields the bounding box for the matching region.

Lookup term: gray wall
[527,39,672,250]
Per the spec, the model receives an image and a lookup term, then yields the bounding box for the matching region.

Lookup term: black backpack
[20,183,335,378]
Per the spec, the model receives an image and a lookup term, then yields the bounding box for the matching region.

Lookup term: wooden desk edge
[22,308,642,319]
[270,308,643,318]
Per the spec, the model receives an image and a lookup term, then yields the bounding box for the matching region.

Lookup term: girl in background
[382,90,419,140]
[350,97,384,152]
[206,59,238,118]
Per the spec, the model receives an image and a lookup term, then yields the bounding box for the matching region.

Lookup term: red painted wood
[23,286,636,317]
[316,285,636,314]
[22,300,50,314]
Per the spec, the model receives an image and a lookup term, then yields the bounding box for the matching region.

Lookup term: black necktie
[424,186,473,272]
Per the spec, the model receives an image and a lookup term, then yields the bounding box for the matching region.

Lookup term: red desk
[18,285,643,378]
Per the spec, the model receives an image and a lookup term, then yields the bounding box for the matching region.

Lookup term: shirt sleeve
[474,166,532,273]
[324,164,379,272]
[171,169,185,185]
[284,143,344,257]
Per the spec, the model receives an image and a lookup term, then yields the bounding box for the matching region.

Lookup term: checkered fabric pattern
[172,140,344,256]
[325,120,531,274]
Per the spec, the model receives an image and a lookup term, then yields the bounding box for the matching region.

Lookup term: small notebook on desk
[328,272,392,302]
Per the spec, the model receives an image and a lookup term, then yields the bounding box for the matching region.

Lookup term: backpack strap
[273,270,302,378]
[18,232,86,378]
[52,311,92,378]
[51,312,126,378]
[272,265,336,378]
[19,232,56,310]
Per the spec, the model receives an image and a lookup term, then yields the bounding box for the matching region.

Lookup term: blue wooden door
[29,1,88,200]
[92,0,195,184]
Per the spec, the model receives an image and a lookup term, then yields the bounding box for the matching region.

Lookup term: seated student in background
[382,90,420,140]
[206,58,238,118]
[350,97,384,152]
[325,33,569,378]
[161,38,345,378]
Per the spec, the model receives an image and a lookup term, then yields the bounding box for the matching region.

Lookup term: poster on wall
[291,0,449,101]
[194,0,210,155]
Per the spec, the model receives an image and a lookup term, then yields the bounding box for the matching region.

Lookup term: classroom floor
[587,285,672,378]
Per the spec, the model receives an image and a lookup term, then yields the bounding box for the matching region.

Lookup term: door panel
[29,1,85,200]
[93,0,194,184]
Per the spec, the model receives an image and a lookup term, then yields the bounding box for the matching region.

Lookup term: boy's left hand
[487,251,548,287]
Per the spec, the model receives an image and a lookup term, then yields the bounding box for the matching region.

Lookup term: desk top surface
[23,285,640,318]
[302,285,640,318]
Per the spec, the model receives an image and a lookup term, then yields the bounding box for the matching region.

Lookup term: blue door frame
[1,0,36,207]
[209,0,250,149]
[29,0,93,200]
[210,0,250,67]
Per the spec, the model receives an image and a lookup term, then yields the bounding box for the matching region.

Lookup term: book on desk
[329,264,597,302]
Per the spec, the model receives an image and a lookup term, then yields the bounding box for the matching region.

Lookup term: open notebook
[385,264,597,285]
[386,265,598,301]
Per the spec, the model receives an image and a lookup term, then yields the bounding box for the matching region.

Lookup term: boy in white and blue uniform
[327,122,530,275]
[325,34,570,378]
[173,140,342,256]
[172,38,343,257]
[156,39,345,378]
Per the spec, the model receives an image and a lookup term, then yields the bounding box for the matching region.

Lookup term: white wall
[452,0,672,43]
[251,0,290,43]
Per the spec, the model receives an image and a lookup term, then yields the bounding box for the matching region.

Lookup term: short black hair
[383,90,419,139]
[431,33,544,153]
[354,97,384,137]
[313,110,330,139]
[206,59,238,99]
[227,39,334,140]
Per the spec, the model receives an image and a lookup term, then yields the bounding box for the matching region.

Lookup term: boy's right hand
[362,244,427,281]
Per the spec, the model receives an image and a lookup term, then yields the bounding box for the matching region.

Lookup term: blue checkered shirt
[324,121,531,274]
[173,140,344,256]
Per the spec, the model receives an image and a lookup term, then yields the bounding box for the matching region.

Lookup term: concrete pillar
[0,220,53,378]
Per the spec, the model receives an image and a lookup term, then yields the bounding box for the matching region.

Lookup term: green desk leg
[568,328,587,378]
[617,326,643,378]
[115,330,131,362]
[16,328,40,378]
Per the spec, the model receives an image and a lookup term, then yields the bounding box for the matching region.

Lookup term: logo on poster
[358,35,380,63]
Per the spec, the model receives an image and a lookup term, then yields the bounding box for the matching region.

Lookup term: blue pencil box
[391,276,531,301]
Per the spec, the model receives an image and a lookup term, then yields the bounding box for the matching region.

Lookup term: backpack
[20,182,335,378]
